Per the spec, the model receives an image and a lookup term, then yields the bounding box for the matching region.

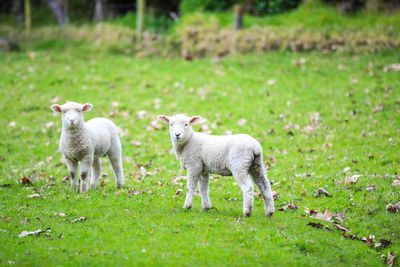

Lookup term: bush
[252,0,302,14]
[179,0,302,15]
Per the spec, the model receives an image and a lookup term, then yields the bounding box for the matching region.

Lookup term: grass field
[0,49,399,266]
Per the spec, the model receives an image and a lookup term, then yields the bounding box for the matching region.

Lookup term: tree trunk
[136,0,146,42]
[24,0,31,31]
[46,0,68,27]
[94,0,104,22]
[13,0,24,26]
[233,5,243,31]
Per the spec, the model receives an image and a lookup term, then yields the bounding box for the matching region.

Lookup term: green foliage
[111,11,174,33]
[0,49,399,266]
[253,0,302,14]
[179,0,212,14]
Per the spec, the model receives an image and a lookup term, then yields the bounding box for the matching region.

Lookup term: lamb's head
[50,102,93,129]
[158,114,201,144]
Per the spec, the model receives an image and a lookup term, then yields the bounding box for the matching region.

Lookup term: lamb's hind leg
[232,170,254,217]
[250,157,275,217]
[199,173,211,211]
[90,158,101,189]
[108,141,124,189]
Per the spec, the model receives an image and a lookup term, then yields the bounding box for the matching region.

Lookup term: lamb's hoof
[116,183,124,189]
[202,206,212,212]
[265,208,275,217]
[183,204,192,210]
[244,211,253,217]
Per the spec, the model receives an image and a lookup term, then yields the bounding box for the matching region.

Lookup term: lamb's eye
[184,123,188,127]
[170,123,173,126]
[63,111,66,114]
[77,110,80,113]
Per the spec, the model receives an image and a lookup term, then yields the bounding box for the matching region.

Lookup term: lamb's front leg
[80,156,93,193]
[183,171,200,209]
[199,173,211,211]
[65,157,79,190]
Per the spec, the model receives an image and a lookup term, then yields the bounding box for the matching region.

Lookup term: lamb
[158,114,275,217]
[50,102,124,192]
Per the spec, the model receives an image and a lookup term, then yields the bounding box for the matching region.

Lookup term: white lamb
[158,114,275,217]
[50,102,124,192]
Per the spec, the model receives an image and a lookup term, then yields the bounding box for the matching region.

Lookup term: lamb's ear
[189,116,202,124]
[50,104,62,113]
[82,103,93,112]
[158,115,170,124]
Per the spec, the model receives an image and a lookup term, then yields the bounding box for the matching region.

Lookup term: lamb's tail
[250,145,265,175]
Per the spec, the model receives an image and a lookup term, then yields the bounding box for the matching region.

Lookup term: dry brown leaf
[375,239,392,248]
[21,177,31,185]
[173,188,183,197]
[311,210,334,222]
[386,203,400,213]
[366,185,375,191]
[277,202,298,212]
[313,188,332,197]
[387,252,395,267]
[18,229,44,238]
[128,189,140,195]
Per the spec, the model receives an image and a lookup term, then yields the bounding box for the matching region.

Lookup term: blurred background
[0,0,399,57]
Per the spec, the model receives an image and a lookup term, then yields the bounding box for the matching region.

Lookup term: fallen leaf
[131,141,142,147]
[305,208,318,215]
[70,217,87,223]
[387,252,395,267]
[313,187,332,197]
[277,202,298,212]
[27,194,41,198]
[386,203,400,213]
[361,235,375,247]
[311,210,334,222]
[21,177,31,185]
[271,191,278,200]
[18,229,44,238]
[237,118,247,126]
[173,188,183,197]
[375,239,392,248]
[54,212,66,217]
[147,119,162,130]
[333,223,348,232]
[366,185,375,191]
[137,110,148,119]
[2,217,10,222]
[392,179,400,186]
[373,105,383,113]
[307,222,323,229]
[343,167,351,173]
[345,174,361,184]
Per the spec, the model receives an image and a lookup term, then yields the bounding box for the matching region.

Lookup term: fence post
[136,0,146,42]
[24,0,31,31]
[231,4,243,54]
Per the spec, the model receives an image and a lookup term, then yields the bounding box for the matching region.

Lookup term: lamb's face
[158,114,202,143]
[50,102,93,129]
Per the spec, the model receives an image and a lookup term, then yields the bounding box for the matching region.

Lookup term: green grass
[0,49,399,266]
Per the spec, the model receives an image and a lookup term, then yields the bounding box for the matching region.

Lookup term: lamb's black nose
[175,133,181,138]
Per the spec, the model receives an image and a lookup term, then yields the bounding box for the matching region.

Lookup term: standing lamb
[50,102,124,192]
[158,114,275,217]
